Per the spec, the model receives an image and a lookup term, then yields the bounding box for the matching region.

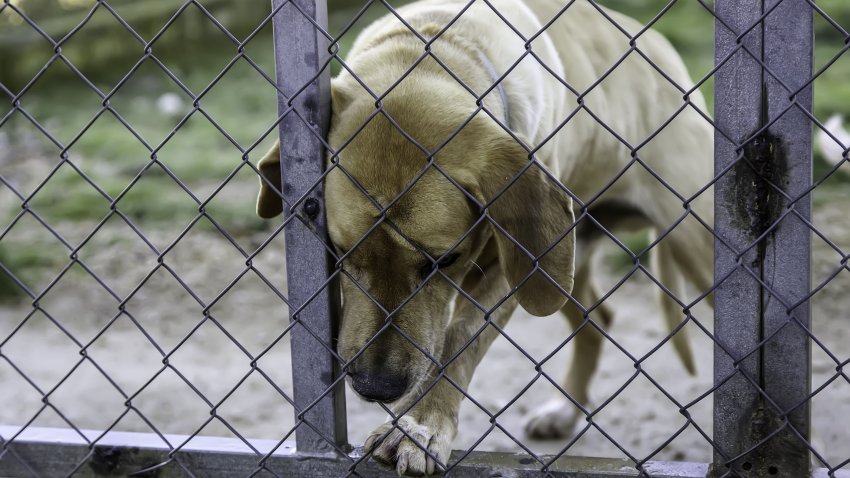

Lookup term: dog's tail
[652,240,697,376]
[661,292,697,376]
[817,114,849,169]
[667,303,696,376]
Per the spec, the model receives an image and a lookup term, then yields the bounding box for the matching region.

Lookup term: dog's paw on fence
[365,413,455,476]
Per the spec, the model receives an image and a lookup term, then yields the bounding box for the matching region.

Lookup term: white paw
[364,414,455,476]
[524,398,582,440]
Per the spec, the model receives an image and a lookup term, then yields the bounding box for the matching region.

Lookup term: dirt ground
[1,181,849,470]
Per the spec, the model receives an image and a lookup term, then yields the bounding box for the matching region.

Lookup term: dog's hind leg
[524,244,612,440]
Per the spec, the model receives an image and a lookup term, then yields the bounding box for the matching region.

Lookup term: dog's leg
[365,259,517,475]
[524,250,611,440]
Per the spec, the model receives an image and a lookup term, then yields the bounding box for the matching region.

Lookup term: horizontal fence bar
[0,427,713,478]
[5,426,846,478]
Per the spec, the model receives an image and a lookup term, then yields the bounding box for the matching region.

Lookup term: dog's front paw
[524,398,582,440]
[364,412,455,476]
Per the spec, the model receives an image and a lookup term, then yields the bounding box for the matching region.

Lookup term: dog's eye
[437,253,460,269]
[419,253,460,277]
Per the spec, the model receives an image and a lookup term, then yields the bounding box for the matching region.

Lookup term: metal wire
[0,0,847,477]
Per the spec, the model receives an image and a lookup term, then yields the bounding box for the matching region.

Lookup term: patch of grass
[0,241,66,303]
[11,30,279,231]
[607,229,652,274]
[0,245,26,302]
[6,0,850,242]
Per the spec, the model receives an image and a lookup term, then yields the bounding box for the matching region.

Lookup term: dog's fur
[818,115,850,170]
[257,0,714,474]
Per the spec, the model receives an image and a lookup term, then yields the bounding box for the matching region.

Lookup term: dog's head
[257,78,575,403]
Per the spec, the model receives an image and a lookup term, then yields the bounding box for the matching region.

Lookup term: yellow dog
[258,0,714,474]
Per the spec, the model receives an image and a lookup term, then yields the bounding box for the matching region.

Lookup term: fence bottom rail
[0,425,722,477]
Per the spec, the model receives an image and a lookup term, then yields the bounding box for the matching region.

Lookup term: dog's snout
[349,371,408,403]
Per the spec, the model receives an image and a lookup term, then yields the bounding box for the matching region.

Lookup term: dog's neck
[477,51,510,128]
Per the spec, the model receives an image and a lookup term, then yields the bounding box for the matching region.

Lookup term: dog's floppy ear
[256,82,353,219]
[256,141,283,218]
[464,135,576,317]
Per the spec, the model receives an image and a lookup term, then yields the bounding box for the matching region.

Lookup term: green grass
[0,240,67,302]
[9,30,279,233]
[0,245,27,302]
[607,229,653,274]
[11,0,849,227]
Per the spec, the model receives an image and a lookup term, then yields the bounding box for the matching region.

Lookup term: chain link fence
[1,0,848,477]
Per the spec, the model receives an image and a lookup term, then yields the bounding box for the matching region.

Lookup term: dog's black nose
[349,372,407,402]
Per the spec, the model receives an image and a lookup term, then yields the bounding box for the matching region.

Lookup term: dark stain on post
[303,51,317,68]
[737,401,804,477]
[304,197,321,220]
[89,446,161,477]
[304,94,318,126]
[733,130,787,257]
[90,446,122,474]
[731,130,804,478]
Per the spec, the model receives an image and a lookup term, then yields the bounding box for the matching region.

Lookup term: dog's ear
[465,136,575,317]
[256,141,283,218]
[257,81,353,219]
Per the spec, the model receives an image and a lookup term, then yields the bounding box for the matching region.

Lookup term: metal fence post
[713,0,764,471]
[713,0,812,476]
[760,0,813,474]
[270,0,347,454]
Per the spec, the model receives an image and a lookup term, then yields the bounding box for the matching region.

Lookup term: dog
[256,0,714,474]
[818,115,850,170]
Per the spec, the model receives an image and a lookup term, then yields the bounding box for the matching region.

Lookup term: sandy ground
[1,179,849,470]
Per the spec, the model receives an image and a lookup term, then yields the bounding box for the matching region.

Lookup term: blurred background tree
[4,0,849,114]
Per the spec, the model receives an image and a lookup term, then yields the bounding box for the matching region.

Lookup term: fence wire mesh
[0,0,848,477]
